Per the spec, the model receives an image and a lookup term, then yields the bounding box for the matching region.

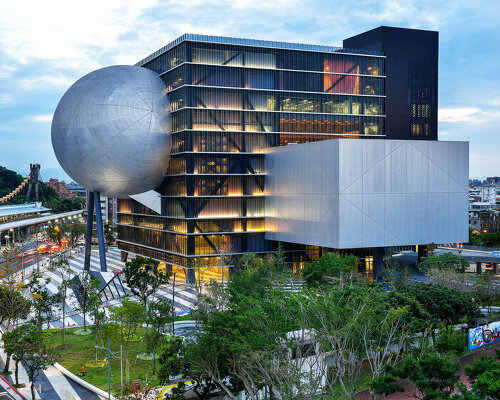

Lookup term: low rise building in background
[45,178,74,198]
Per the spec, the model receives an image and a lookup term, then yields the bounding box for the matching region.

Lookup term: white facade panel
[265,139,469,249]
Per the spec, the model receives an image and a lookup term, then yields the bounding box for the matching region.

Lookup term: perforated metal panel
[51,65,172,198]
[408,58,438,137]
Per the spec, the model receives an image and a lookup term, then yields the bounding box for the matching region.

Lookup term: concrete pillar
[476,261,482,275]
[187,268,196,284]
[373,247,385,282]
[417,245,426,263]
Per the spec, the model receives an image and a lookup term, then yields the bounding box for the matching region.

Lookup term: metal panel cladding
[51,65,172,198]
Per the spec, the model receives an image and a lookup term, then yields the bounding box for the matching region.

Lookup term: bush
[434,326,468,356]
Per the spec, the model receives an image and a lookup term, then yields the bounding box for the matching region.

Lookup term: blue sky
[0,0,499,180]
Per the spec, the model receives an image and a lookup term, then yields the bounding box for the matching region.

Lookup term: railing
[97,272,127,302]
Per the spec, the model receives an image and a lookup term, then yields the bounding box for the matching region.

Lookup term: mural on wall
[469,321,500,350]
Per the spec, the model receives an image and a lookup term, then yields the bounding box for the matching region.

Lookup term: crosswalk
[21,247,198,330]
[0,248,200,399]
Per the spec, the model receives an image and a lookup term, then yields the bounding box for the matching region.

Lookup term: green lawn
[44,327,166,395]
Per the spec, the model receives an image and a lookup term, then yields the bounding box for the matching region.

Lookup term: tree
[425,242,437,256]
[27,274,61,332]
[0,283,31,373]
[301,252,358,287]
[46,224,63,244]
[297,285,374,399]
[0,243,22,289]
[426,268,469,292]
[382,249,413,287]
[90,296,106,365]
[104,224,115,245]
[124,257,169,352]
[158,336,184,384]
[232,252,265,275]
[371,351,460,400]
[386,290,432,349]
[0,284,31,333]
[24,341,55,400]
[149,297,173,374]
[65,222,86,256]
[462,351,500,400]
[49,258,73,346]
[472,271,498,313]
[297,285,414,400]
[107,297,144,383]
[400,283,480,333]
[3,325,42,387]
[419,253,469,274]
[195,279,229,314]
[73,271,101,331]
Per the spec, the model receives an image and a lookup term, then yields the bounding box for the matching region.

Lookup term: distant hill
[0,165,84,212]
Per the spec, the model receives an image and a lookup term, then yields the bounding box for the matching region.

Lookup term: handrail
[0,373,28,400]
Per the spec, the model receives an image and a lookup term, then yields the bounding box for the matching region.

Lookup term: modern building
[470,208,500,234]
[116,26,468,282]
[85,191,117,226]
[67,182,86,197]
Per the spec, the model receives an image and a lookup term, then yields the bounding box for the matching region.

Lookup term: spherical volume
[51,65,171,198]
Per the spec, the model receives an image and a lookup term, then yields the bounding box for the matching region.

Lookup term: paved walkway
[354,340,500,399]
[0,248,200,399]
[20,248,198,330]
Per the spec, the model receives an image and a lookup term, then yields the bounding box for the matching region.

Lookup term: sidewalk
[354,341,500,400]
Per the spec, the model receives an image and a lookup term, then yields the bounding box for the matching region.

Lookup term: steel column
[84,191,95,271]
[94,191,107,272]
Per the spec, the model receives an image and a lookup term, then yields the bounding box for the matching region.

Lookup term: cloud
[439,107,483,123]
[0,65,17,78]
[19,75,74,89]
[0,0,159,71]
[32,114,53,123]
[0,93,12,105]
[469,153,500,178]
[0,0,500,180]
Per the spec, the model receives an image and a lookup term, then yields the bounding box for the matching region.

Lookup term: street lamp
[95,338,124,398]
[172,272,177,336]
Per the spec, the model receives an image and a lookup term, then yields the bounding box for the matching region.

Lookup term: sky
[0,0,499,181]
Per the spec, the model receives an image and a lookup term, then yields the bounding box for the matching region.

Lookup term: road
[395,247,500,266]
[0,240,76,277]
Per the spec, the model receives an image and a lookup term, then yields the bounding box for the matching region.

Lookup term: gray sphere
[51,65,171,198]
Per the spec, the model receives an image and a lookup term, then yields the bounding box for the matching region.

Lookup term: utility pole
[95,338,112,399]
[108,337,111,399]
[120,346,123,397]
[172,272,176,337]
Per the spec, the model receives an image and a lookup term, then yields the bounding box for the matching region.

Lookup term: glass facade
[117,35,386,281]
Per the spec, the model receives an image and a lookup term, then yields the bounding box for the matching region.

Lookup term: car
[490,251,500,257]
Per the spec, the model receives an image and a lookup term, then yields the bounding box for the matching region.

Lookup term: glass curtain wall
[117,37,386,281]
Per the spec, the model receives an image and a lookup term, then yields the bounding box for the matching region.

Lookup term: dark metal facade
[117,34,388,281]
[343,26,438,140]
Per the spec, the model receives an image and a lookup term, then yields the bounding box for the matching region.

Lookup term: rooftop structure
[0,202,50,223]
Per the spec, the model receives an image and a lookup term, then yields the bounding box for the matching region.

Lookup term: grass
[44,326,167,395]
[173,313,194,322]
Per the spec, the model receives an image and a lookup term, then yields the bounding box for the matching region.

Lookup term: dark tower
[25,163,41,203]
[344,26,438,140]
